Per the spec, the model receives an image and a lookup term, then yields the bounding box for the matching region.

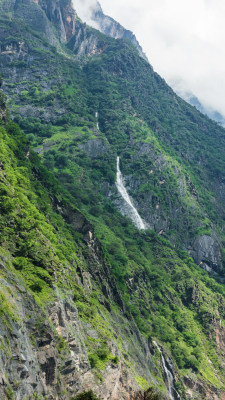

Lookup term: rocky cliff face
[0,0,78,44]
[87,1,148,61]
[67,21,110,57]
[0,204,163,400]
[0,253,140,400]
[0,82,7,121]
[1,230,224,400]
[38,0,77,42]
[0,0,60,46]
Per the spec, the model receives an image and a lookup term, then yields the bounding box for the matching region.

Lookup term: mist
[73,0,225,118]
[72,0,99,29]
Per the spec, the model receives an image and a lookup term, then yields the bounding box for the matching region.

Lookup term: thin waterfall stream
[153,341,181,400]
[116,156,146,230]
[95,111,99,130]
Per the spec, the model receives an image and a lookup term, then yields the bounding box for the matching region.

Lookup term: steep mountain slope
[2,85,225,400]
[184,93,225,128]
[82,41,225,271]
[79,0,147,61]
[0,0,225,399]
[0,0,77,43]
[0,91,154,400]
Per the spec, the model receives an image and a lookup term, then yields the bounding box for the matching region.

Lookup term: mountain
[0,0,225,399]
[87,0,147,60]
[185,94,225,128]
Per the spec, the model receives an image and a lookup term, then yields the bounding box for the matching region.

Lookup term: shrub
[72,390,100,400]
[132,387,165,400]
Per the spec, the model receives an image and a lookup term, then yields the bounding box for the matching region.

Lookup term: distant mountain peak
[183,92,225,128]
[73,0,148,61]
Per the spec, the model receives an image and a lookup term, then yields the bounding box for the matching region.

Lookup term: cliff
[88,1,147,60]
[0,0,225,399]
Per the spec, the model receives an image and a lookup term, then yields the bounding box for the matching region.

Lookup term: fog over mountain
[74,0,225,122]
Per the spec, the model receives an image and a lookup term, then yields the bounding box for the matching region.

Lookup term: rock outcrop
[89,1,148,61]
[0,0,77,44]
[0,235,154,400]
[67,20,110,57]
[38,0,78,42]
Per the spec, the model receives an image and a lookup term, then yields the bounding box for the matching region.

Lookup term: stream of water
[153,341,181,400]
[116,156,146,230]
[95,111,99,130]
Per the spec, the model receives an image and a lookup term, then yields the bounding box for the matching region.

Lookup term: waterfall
[95,111,99,130]
[153,341,181,400]
[116,157,146,230]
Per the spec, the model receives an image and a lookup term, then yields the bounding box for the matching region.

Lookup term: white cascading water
[153,341,181,400]
[95,111,99,130]
[116,156,146,230]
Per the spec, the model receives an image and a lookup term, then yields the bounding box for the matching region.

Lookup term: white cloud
[73,0,225,117]
[72,0,99,28]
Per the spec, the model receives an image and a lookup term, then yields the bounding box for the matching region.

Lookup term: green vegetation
[1,110,225,391]
[0,2,225,398]
[133,387,166,400]
[72,391,100,400]
[5,385,14,400]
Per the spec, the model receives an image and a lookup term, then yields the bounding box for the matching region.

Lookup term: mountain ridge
[185,93,225,127]
[88,0,147,60]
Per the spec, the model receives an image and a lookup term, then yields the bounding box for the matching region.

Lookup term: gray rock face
[2,0,60,46]
[38,0,78,42]
[191,235,222,271]
[0,0,77,44]
[67,20,109,57]
[0,227,155,400]
[88,1,148,61]
[183,375,222,400]
[79,138,109,158]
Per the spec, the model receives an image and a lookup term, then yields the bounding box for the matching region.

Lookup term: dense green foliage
[0,3,225,397]
[1,96,225,392]
[72,391,100,400]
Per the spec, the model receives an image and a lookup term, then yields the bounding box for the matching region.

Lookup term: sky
[73,0,225,118]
